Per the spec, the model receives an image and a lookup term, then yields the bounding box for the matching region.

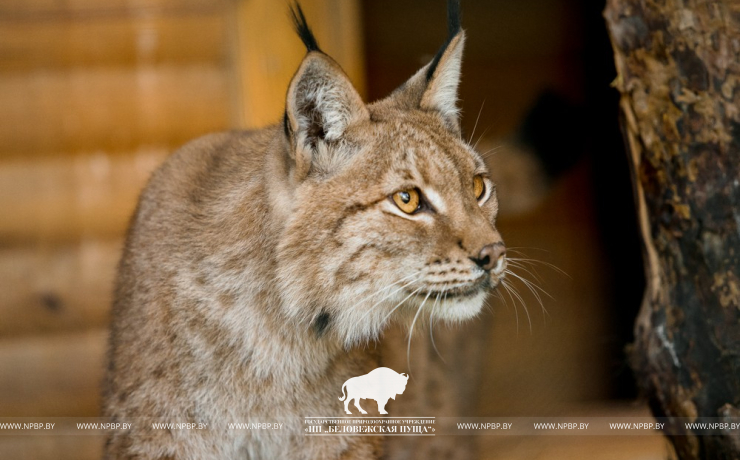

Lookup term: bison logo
[338,367,409,415]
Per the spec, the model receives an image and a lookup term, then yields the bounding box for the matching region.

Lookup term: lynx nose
[472,243,506,274]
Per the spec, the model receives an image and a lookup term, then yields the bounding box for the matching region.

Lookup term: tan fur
[103,19,505,460]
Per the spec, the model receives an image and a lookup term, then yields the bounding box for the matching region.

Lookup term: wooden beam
[0,149,167,242]
[0,13,227,71]
[0,437,104,460]
[0,239,121,338]
[0,330,106,417]
[0,0,224,17]
[0,66,230,158]
[230,0,365,129]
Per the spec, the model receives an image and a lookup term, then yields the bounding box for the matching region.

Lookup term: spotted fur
[103,1,505,458]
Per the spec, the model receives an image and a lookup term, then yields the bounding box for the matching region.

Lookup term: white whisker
[482,295,494,315]
[429,291,446,363]
[498,281,519,334]
[502,279,531,332]
[442,291,449,328]
[506,260,545,283]
[507,257,570,278]
[407,291,432,374]
[379,286,422,326]
[468,100,485,145]
[472,126,492,151]
[353,271,419,311]
[506,269,551,324]
[356,275,421,324]
[479,145,504,159]
[505,247,571,279]
[506,269,546,304]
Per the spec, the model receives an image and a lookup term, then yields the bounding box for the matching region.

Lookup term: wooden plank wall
[0,1,363,458]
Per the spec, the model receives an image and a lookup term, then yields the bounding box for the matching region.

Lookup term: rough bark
[604,1,740,458]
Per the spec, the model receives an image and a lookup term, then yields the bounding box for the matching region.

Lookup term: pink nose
[472,243,506,274]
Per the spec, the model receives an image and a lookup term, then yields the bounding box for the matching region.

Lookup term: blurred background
[0,0,672,458]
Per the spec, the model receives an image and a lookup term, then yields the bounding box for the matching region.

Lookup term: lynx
[102,1,506,458]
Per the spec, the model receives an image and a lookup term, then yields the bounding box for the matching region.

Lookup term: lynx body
[103,2,506,458]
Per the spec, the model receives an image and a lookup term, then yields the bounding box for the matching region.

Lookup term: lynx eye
[392,189,421,214]
[473,175,486,200]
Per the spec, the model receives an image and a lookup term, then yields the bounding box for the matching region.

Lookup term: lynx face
[276,26,506,345]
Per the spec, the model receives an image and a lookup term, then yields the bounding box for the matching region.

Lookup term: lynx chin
[102,0,507,458]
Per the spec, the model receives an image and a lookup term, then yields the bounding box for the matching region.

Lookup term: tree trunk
[604,1,740,458]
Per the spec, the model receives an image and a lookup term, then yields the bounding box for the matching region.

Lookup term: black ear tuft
[446,0,462,37]
[290,2,321,52]
[426,0,462,81]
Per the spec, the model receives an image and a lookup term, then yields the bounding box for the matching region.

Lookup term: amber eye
[392,189,421,214]
[473,175,486,200]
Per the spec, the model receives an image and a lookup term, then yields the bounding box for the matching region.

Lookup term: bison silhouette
[338,367,409,415]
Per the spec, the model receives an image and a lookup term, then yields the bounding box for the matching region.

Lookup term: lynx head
[276,1,506,346]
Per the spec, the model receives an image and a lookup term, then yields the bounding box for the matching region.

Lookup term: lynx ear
[285,53,368,178]
[420,32,465,127]
[388,0,465,132]
[284,3,368,179]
